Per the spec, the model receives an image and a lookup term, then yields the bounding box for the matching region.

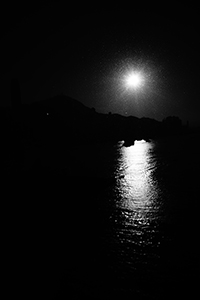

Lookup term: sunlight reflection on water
[114,140,161,229]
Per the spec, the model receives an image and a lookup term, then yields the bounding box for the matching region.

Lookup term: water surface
[20,135,198,299]
[93,137,199,298]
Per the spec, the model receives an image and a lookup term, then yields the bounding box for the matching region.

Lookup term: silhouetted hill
[0,94,187,152]
[31,94,90,116]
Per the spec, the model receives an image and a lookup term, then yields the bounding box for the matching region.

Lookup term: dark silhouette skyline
[1,90,193,187]
[1,92,189,151]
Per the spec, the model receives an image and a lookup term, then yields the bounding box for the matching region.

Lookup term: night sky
[2,2,200,126]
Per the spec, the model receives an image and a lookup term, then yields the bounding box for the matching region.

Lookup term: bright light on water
[114,140,160,227]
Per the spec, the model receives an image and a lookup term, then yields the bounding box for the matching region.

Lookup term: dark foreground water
[4,133,199,299]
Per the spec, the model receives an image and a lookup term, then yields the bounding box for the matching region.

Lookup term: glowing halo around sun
[107,55,163,114]
[112,57,159,99]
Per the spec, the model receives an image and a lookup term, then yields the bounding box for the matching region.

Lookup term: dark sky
[2,1,200,125]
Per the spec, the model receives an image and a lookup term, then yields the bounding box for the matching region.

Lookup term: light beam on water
[114,140,161,229]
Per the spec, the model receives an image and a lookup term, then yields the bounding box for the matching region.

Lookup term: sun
[111,56,161,105]
[125,72,143,89]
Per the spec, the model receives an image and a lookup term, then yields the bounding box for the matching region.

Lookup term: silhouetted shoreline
[0,94,191,146]
[1,94,195,181]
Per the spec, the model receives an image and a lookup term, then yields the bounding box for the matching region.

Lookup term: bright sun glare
[125,72,143,89]
[114,57,158,98]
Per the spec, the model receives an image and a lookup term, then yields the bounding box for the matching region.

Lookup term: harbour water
[102,136,199,298]
[64,133,199,299]
[5,133,199,299]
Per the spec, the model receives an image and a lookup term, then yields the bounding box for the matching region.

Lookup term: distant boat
[145,138,151,142]
[124,138,151,147]
[123,139,135,147]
